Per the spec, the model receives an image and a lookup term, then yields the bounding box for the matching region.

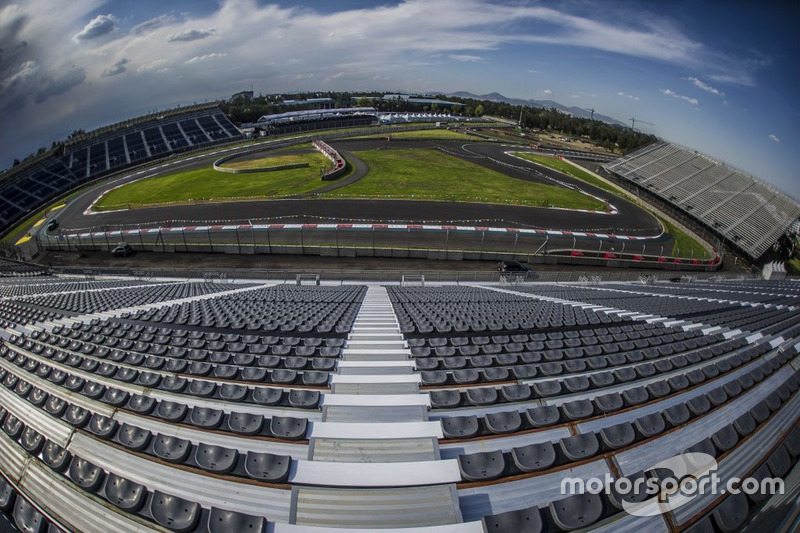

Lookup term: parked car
[46,219,58,231]
[111,243,134,257]
[498,260,531,272]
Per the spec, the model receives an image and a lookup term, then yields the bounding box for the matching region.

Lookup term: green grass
[94,151,332,211]
[513,152,712,259]
[787,259,800,276]
[660,217,709,259]
[512,152,619,194]
[322,148,607,210]
[345,129,476,141]
[221,154,312,170]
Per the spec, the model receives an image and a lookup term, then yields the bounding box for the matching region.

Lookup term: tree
[474,104,485,117]
[12,159,20,167]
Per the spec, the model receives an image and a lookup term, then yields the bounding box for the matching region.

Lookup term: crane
[629,117,654,130]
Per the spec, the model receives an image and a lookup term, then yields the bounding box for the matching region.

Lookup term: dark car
[498,260,531,272]
[46,219,58,231]
[111,243,134,257]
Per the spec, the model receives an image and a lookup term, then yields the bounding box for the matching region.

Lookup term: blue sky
[1,0,798,198]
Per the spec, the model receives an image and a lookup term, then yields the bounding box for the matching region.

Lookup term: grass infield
[323,148,607,210]
[94,151,332,211]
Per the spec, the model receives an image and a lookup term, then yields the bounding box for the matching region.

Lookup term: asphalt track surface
[46,138,674,255]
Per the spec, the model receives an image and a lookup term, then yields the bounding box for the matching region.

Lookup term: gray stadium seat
[712,492,750,533]
[559,433,599,461]
[594,393,623,413]
[466,387,498,406]
[634,413,666,439]
[156,401,188,422]
[150,491,201,533]
[485,411,522,434]
[561,400,594,421]
[525,405,560,427]
[244,452,291,482]
[482,506,543,533]
[664,404,691,426]
[767,445,791,477]
[512,442,556,472]
[500,384,531,402]
[227,413,264,435]
[189,407,223,429]
[253,387,283,405]
[270,417,307,440]
[208,508,266,533]
[0,477,15,511]
[195,444,238,474]
[153,435,192,463]
[288,390,320,409]
[430,390,461,408]
[532,380,562,397]
[600,423,636,449]
[116,424,152,451]
[548,492,603,530]
[14,495,47,533]
[441,416,480,439]
[458,450,505,481]
[104,473,147,512]
[68,457,105,491]
[711,426,739,452]
[127,394,156,415]
[86,414,119,440]
[41,441,72,472]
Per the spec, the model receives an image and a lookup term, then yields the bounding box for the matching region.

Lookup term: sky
[1,0,798,198]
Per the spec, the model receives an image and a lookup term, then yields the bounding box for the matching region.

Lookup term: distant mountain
[446,91,627,127]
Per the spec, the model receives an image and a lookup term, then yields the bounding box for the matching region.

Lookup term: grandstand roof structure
[256,107,377,125]
[603,142,800,261]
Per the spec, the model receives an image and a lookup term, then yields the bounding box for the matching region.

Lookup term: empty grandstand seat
[68,457,105,491]
[270,417,307,440]
[559,433,599,461]
[195,444,238,474]
[547,493,604,530]
[599,423,636,449]
[482,505,543,533]
[104,473,148,512]
[525,405,560,427]
[458,450,506,481]
[208,508,267,533]
[441,416,480,439]
[485,411,522,434]
[512,442,557,472]
[712,492,750,533]
[244,452,291,482]
[153,435,192,463]
[13,495,47,533]
[150,491,201,533]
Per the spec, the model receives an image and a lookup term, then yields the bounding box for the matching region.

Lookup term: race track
[43,137,676,258]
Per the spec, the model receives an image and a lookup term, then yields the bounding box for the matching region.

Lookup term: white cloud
[542,89,552,95]
[450,54,484,62]
[74,14,117,41]
[132,14,176,36]
[2,60,39,91]
[166,28,217,42]
[185,53,227,64]
[687,76,724,96]
[660,88,699,106]
[617,91,639,101]
[102,58,127,77]
[768,134,780,143]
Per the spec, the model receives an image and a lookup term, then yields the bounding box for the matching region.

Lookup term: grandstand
[0,106,240,233]
[0,268,798,532]
[602,142,800,262]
